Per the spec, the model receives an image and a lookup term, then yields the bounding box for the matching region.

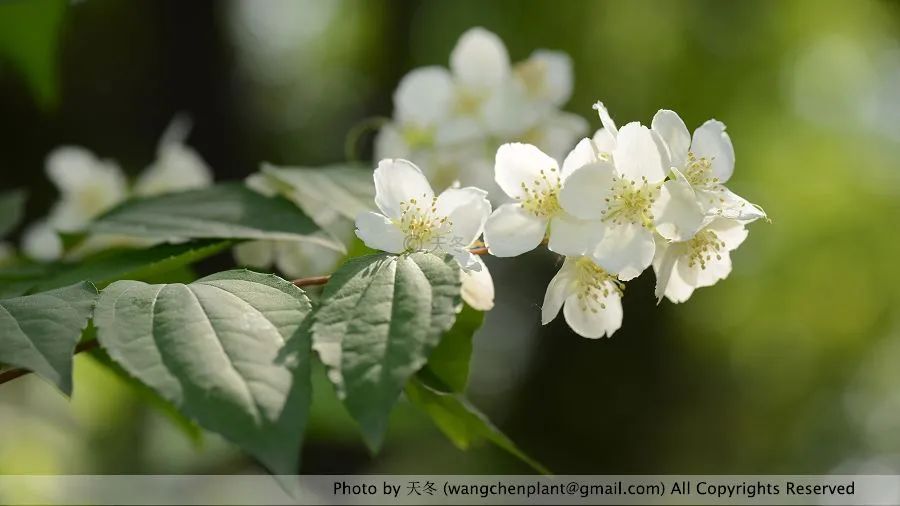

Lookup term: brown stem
[0,339,100,386]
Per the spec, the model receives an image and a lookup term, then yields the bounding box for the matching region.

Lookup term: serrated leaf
[90,183,342,251]
[405,378,550,474]
[260,163,374,228]
[26,240,230,294]
[311,252,461,451]
[418,303,484,393]
[94,270,313,474]
[0,189,27,239]
[0,282,98,394]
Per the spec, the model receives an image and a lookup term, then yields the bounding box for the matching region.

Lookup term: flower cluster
[356,103,765,339]
[375,27,587,199]
[22,118,212,261]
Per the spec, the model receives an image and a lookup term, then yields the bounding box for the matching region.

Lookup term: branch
[0,339,100,386]
[290,246,490,288]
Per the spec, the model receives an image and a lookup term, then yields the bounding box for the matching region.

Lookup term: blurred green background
[1,0,899,475]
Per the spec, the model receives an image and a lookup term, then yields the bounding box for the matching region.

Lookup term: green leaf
[26,240,230,294]
[94,270,313,474]
[90,183,342,251]
[0,282,98,394]
[405,378,550,475]
[418,303,484,393]
[312,252,461,451]
[0,0,66,109]
[260,163,374,227]
[0,189,27,239]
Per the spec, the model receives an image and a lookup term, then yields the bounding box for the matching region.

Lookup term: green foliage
[418,303,484,393]
[405,378,549,475]
[312,252,462,451]
[90,184,343,251]
[0,282,98,394]
[0,0,65,109]
[0,189,27,239]
[93,270,314,474]
[23,240,230,294]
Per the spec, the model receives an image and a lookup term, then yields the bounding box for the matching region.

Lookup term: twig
[0,339,100,386]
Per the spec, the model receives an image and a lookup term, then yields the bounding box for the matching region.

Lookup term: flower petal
[394,66,455,126]
[592,101,618,138]
[706,217,749,250]
[435,186,492,247]
[516,49,573,106]
[483,203,547,257]
[461,255,495,311]
[541,257,576,324]
[494,143,559,200]
[233,240,276,268]
[548,214,605,256]
[481,80,540,137]
[677,249,733,289]
[134,143,213,197]
[651,109,691,168]
[354,211,406,253]
[562,289,623,338]
[373,124,411,160]
[691,119,735,183]
[710,186,767,223]
[532,111,589,162]
[21,220,63,262]
[558,160,616,220]
[275,238,344,278]
[612,122,669,183]
[652,172,705,242]
[592,128,616,155]
[652,239,680,303]
[450,27,510,90]
[560,137,598,178]
[591,222,655,281]
[661,259,696,303]
[373,159,434,220]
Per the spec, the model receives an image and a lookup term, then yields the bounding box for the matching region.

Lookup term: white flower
[134,116,213,197]
[559,104,705,280]
[355,159,491,271]
[44,146,129,233]
[650,109,766,223]
[652,217,748,303]
[542,256,624,338]
[482,140,607,258]
[374,28,586,198]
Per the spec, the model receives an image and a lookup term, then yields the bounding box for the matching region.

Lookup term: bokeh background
[1,0,899,475]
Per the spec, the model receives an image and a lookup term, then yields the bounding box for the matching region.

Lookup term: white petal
[532,111,589,162]
[435,187,492,247]
[592,101,618,138]
[652,239,680,303]
[354,211,406,253]
[677,249,733,289]
[233,240,276,268]
[612,122,669,183]
[691,119,735,183]
[245,173,278,197]
[563,289,623,338]
[275,239,344,278]
[541,258,576,324]
[493,143,559,200]
[450,27,510,90]
[560,137,598,178]
[21,221,63,262]
[705,217,748,250]
[483,203,547,257]
[652,173,705,242]
[661,259,696,303]
[373,124,412,160]
[516,49,573,106]
[558,160,616,220]
[481,80,540,137]
[591,222,655,281]
[394,66,455,126]
[134,143,213,197]
[373,159,434,220]
[45,147,127,229]
[461,255,495,311]
[708,186,767,223]
[547,214,605,257]
[592,128,616,154]
[651,109,691,168]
